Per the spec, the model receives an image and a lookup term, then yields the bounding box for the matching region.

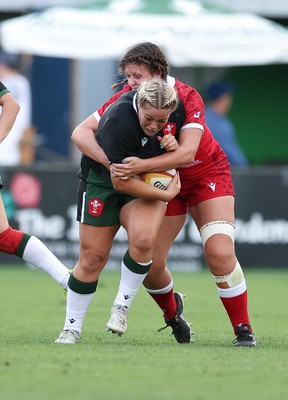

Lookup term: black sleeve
[99,110,141,164]
[0,81,9,97]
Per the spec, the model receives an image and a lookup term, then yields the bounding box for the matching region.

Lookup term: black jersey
[0,81,9,97]
[79,90,185,181]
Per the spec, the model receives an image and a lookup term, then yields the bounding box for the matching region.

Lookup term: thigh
[190,195,235,230]
[153,214,187,263]
[75,222,120,281]
[79,222,119,253]
[144,214,186,289]
[120,199,167,237]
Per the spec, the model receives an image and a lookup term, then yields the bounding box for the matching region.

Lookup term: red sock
[148,289,177,319]
[0,227,24,254]
[220,290,251,333]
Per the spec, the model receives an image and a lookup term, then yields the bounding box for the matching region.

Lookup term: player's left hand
[158,134,179,152]
[110,157,144,179]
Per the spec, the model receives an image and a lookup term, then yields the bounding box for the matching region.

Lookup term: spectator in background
[205,81,248,167]
[0,51,35,166]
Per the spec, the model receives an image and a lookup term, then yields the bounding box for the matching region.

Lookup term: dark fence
[1,165,288,270]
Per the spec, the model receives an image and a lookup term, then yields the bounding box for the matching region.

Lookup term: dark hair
[112,42,168,89]
[207,81,235,101]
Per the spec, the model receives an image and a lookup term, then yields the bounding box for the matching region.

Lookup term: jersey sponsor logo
[88,198,104,217]
[163,122,176,136]
[141,137,148,147]
[208,182,216,192]
[193,111,201,118]
[178,160,202,169]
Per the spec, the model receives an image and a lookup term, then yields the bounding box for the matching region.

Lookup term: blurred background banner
[0,165,288,270]
[0,1,288,270]
[0,0,288,166]
[2,0,288,67]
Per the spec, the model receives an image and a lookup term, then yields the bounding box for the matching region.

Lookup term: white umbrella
[0,0,85,11]
[1,0,288,67]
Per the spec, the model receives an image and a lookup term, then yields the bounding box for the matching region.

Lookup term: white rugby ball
[139,169,176,190]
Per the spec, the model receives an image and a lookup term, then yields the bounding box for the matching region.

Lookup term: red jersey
[94,76,234,213]
[95,76,225,177]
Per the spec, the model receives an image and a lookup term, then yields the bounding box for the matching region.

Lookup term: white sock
[63,287,95,333]
[217,280,247,298]
[22,235,70,288]
[113,259,151,308]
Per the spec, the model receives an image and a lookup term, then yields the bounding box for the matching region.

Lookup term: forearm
[71,123,110,169]
[140,146,194,172]
[143,128,203,172]
[0,95,20,144]
[112,176,173,202]
[113,128,203,176]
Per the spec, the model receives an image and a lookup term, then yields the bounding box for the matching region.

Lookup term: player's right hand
[166,173,181,200]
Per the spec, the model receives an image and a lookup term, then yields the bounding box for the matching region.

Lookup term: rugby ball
[139,169,176,190]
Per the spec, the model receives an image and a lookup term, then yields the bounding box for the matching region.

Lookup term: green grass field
[0,265,287,400]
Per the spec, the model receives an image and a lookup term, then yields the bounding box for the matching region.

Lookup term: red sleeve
[96,85,132,119]
[175,79,205,129]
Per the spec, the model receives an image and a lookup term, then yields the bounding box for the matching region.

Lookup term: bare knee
[204,235,236,273]
[77,248,108,277]
[130,230,158,253]
[200,221,236,274]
